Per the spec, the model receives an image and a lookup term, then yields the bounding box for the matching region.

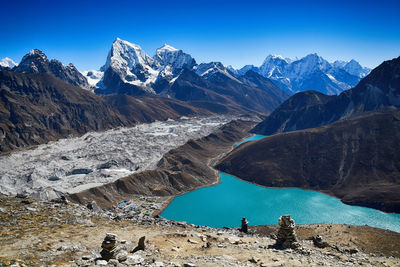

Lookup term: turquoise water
[162,136,400,232]
[235,134,267,146]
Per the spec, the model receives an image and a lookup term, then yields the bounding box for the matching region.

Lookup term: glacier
[0,116,234,200]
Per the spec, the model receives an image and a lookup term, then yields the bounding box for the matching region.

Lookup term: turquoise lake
[162,135,400,232]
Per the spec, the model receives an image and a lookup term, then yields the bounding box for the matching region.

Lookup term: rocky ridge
[13,49,90,89]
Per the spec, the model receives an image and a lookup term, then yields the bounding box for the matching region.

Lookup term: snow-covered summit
[228,53,371,95]
[259,54,290,78]
[288,53,331,79]
[343,59,370,78]
[100,38,157,91]
[153,44,196,73]
[195,62,241,83]
[157,44,179,52]
[103,38,154,74]
[0,57,17,68]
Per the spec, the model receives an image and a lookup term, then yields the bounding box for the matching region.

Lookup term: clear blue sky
[2,0,399,70]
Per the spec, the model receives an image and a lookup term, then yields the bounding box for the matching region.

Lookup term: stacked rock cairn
[100,233,118,261]
[275,215,300,249]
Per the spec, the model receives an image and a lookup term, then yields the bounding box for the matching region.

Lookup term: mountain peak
[266,54,285,60]
[153,44,196,72]
[104,38,153,72]
[28,49,47,57]
[0,57,18,68]
[158,44,179,52]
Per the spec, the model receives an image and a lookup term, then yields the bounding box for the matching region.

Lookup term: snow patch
[0,57,17,68]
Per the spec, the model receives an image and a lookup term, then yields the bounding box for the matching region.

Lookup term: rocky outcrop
[217,112,400,213]
[252,56,400,135]
[13,49,90,89]
[68,119,255,208]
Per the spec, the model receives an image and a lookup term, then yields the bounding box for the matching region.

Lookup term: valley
[0,115,235,200]
[1,11,400,266]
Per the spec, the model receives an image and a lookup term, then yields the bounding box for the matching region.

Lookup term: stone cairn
[100,233,118,261]
[241,217,248,233]
[275,215,300,249]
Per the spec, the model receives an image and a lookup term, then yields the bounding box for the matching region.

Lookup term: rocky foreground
[1,194,400,266]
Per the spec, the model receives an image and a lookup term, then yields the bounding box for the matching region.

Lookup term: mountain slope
[0,71,221,153]
[252,56,400,135]
[103,94,213,123]
[0,71,128,153]
[217,112,400,213]
[163,69,288,114]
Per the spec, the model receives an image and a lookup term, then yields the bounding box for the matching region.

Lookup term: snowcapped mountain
[0,57,17,69]
[153,44,196,73]
[82,70,104,87]
[98,38,199,96]
[13,49,89,89]
[100,38,157,94]
[342,59,370,78]
[195,62,242,83]
[93,38,290,113]
[229,54,371,95]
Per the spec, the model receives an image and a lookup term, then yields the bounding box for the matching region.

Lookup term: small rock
[183,263,196,267]
[187,239,199,244]
[87,200,102,213]
[57,245,78,251]
[312,235,330,248]
[108,259,119,266]
[116,250,128,262]
[96,259,108,266]
[248,256,259,263]
[126,254,144,265]
[154,261,165,267]
[26,207,37,212]
[82,255,92,260]
[349,248,359,254]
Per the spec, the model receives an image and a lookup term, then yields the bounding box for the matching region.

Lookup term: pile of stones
[275,215,300,249]
[100,233,118,261]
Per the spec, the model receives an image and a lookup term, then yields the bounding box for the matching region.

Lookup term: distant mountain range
[0,39,290,114]
[252,56,400,135]
[1,38,371,98]
[229,54,371,95]
[85,38,370,96]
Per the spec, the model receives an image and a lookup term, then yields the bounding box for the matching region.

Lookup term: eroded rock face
[275,215,300,249]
